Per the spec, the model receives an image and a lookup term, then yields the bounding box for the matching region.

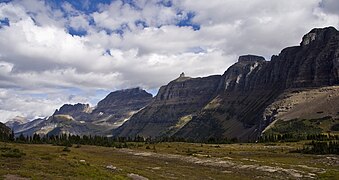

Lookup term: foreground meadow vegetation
[0,141,338,179]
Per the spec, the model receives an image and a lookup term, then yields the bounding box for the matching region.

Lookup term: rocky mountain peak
[301,26,338,46]
[5,116,27,129]
[97,88,152,106]
[219,55,267,92]
[175,72,191,82]
[53,103,91,116]
[238,55,265,63]
[94,87,153,114]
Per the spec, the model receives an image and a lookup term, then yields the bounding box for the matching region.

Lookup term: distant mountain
[91,87,153,128]
[113,27,339,141]
[53,103,92,119]
[5,116,27,131]
[10,88,153,136]
[6,118,45,136]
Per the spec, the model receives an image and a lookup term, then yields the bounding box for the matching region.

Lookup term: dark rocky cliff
[261,27,338,89]
[174,27,339,141]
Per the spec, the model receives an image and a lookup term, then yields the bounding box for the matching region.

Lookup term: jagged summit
[175,72,191,82]
[238,55,265,63]
[301,26,338,46]
[180,72,185,77]
[54,103,92,116]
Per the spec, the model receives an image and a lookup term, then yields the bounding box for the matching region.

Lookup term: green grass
[265,116,339,135]
[0,142,338,179]
[1,147,26,158]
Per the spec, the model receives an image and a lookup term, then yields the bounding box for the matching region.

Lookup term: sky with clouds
[0,0,338,122]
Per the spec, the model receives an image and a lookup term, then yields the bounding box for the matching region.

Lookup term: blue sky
[0,0,338,122]
[35,0,200,36]
[46,0,112,13]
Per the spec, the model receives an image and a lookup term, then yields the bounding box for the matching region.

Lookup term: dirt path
[117,148,326,179]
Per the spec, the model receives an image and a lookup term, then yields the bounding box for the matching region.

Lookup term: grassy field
[0,142,338,179]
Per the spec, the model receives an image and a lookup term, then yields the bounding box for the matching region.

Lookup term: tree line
[0,131,239,147]
[259,133,339,143]
[1,130,339,155]
[297,140,339,155]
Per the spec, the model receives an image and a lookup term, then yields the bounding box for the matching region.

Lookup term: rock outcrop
[238,55,265,63]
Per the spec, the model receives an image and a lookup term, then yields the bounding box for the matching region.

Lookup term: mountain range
[6,88,152,137]
[4,26,339,141]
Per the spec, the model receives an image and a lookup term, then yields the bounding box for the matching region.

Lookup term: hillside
[0,122,12,140]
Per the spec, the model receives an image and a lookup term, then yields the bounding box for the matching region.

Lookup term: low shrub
[63,146,71,152]
[1,148,26,158]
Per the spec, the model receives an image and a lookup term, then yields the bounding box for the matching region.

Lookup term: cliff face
[218,55,267,92]
[113,27,339,141]
[174,27,339,141]
[113,75,222,137]
[174,56,274,141]
[263,27,338,89]
[218,27,338,93]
